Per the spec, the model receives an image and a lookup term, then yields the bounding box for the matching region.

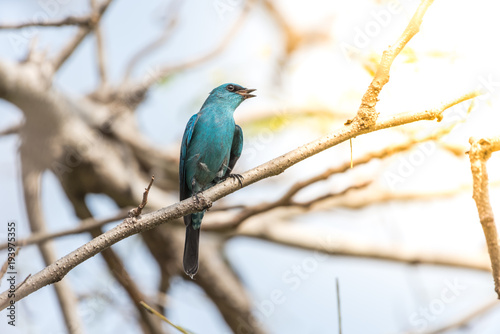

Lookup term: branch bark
[469,136,500,298]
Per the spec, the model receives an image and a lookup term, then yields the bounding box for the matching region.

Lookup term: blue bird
[179,83,256,277]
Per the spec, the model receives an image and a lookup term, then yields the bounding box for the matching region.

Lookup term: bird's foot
[229,173,244,187]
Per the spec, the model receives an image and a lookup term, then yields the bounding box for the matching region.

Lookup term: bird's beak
[236,88,256,99]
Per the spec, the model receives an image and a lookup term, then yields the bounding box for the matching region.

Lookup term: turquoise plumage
[179,83,255,277]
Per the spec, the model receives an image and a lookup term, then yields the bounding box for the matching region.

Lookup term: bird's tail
[183,212,203,278]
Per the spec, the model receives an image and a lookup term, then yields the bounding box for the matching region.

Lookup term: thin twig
[135,0,255,90]
[469,136,500,297]
[336,277,342,334]
[423,298,499,334]
[237,222,492,272]
[52,0,113,71]
[129,176,155,217]
[92,0,108,88]
[123,0,182,80]
[0,16,93,30]
[0,123,22,137]
[140,301,190,334]
[0,208,131,251]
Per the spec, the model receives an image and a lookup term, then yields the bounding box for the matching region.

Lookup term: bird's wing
[180,114,200,201]
[225,124,243,177]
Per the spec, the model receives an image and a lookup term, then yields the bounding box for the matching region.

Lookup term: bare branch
[0,16,93,30]
[20,166,83,333]
[354,0,435,128]
[469,136,500,298]
[237,221,492,272]
[0,209,131,251]
[52,0,113,71]
[423,298,499,334]
[204,123,461,231]
[0,90,478,309]
[92,0,108,88]
[140,301,190,334]
[0,2,474,309]
[336,278,342,334]
[132,0,256,91]
[123,0,182,80]
[0,122,22,137]
[69,197,164,334]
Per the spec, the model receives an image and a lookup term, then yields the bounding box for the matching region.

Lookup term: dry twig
[129,176,155,217]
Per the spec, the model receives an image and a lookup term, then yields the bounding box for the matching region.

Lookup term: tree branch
[423,298,499,334]
[0,122,22,137]
[0,1,473,310]
[20,166,83,333]
[205,124,457,231]
[0,16,93,30]
[354,0,434,128]
[236,221,492,272]
[130,0,255,91]
[122,0,182,81]
[0,90,478,310]
[52,0,113,71]
[92,0,108,89]
[0,209,131,251]
[469,136,500,298]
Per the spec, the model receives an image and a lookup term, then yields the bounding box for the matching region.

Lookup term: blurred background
[1,0,500,333]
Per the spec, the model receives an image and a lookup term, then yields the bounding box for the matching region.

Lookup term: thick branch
[469,136,500,298]
[0,91,478,309]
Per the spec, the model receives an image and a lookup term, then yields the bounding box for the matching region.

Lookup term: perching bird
[179,83,256,277]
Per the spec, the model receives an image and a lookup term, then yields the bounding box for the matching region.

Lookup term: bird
[179,83,256,278]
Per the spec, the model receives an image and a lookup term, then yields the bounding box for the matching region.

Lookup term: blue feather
[179,83,255,277]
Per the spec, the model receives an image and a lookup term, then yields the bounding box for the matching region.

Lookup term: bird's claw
[229,174,244,187]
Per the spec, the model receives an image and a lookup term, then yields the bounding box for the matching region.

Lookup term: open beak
[236,88,256,99]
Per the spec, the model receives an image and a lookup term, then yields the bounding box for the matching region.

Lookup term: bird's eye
[226,85,235,92]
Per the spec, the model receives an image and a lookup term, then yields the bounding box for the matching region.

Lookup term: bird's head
[208,83,256,109]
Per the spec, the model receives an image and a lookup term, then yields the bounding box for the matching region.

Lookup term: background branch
[52,0,113,71]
